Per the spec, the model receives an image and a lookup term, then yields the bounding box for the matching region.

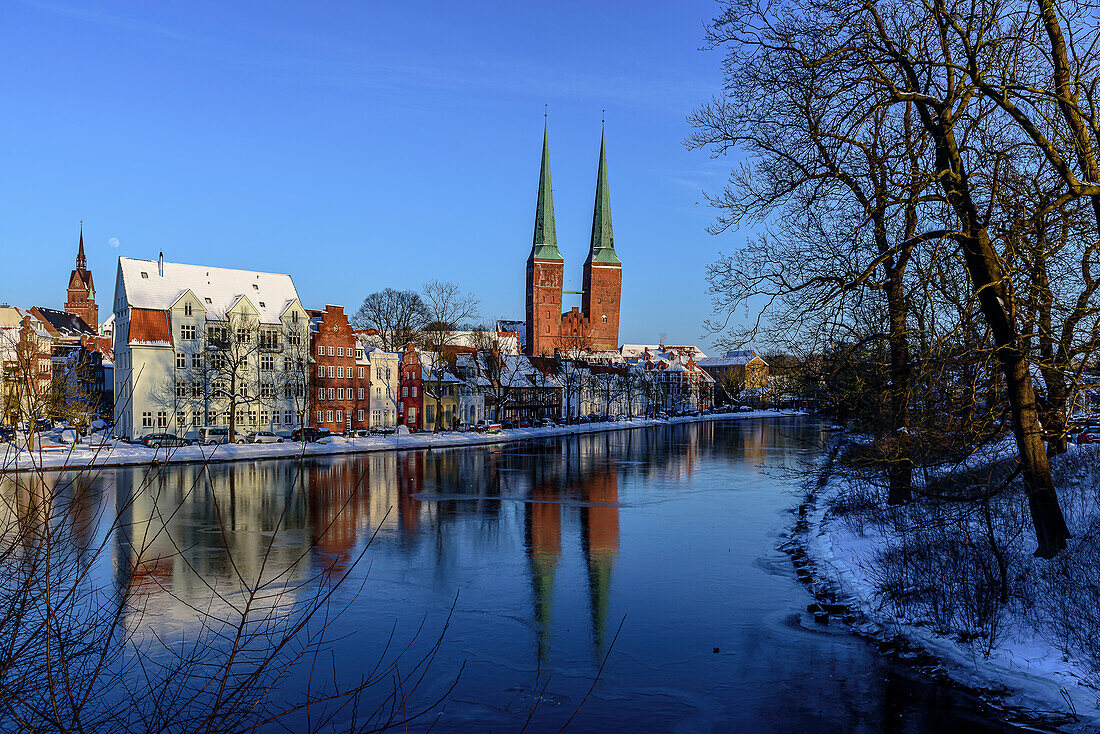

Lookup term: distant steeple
[76,221,87,271]
[531,120,562,260]
[586,127,620,265]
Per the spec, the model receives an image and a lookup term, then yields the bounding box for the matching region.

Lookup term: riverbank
[795,438,1100,732]
[0,409,800,473]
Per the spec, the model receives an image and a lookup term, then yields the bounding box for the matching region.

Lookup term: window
[317,411,323,423]
[260,355,274,371]
[142,412,153,428]
[602,315,608,323]
[318,388,325,402]
[376,366,382,379]
[176,353,186,369]
[176,411,185,427]
[140,271,149,279]
[376,387,381,397]
[192,383,202,397]
[259,330,278,349]
[337,366,344,379]
[253,284,259,290]
[236,328,249,343]
[318,345,325,357]
[288,331,300,345]
[260,410,268,424]
[318,365,324,378]
[157,411,168,428]
[426,404,435,424]
[337,388,344,400]
[358,388,364,400]
[327,388,335,400]
[177,383,188,398]
[327,365,335,378]
[326,410,333,422]
[337,347,344,357]
[191,353,202,369]
[327,346,335,356]
[411,386,417,397]
[181,324,196,340]
[402,386,408,398]
[408,407,416,423]
[356,350,363,359]
[358,366,364,379]
[184,302,193,316]
[292,311,299,323]
[272,412,280,425]
[285,411,293,424]
[260,383,275,398]
[335,410,343,422]
[205,297,212,304]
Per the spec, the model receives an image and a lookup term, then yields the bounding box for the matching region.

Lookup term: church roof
[586,128,620,266]
[530,121,563,261]
[30,307,95,339]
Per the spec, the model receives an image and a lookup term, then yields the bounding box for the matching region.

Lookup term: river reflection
[3,419,1027,732]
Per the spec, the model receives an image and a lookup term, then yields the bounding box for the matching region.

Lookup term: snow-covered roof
[119,257,301,325]
[621,343,708,360]
[697,349,768,368]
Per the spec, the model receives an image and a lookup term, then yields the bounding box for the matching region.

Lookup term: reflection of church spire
[525,472,561,663]
[581,463,619,655]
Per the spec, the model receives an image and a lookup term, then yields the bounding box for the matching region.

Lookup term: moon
[108,237,120,248]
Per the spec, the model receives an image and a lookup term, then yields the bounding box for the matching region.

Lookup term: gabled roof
[31,307,96,339]
[127,308,173,347]
[118,257,300,325]
[697,349,768,368]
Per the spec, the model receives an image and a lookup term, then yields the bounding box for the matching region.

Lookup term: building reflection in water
[84,423,790,657]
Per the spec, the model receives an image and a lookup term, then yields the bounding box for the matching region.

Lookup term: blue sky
[1,0,739,348]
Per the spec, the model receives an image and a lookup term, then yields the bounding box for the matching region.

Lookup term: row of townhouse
[108,255,724,440]
[0,304,113,428]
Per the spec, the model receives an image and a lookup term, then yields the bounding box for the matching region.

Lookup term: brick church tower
[526,121,564,357]
[581,129,621,353]
[525,124,622,357]
[65,224,99,328]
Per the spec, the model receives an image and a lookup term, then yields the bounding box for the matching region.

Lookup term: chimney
[158,252,164,277]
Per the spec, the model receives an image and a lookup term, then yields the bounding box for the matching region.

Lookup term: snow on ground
[802,441,1100,732]
[0,410,799,473]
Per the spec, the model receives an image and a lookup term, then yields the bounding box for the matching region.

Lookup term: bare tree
[351,288,429,352]
[421,281,480,433]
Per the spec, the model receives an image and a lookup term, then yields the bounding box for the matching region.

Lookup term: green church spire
[587,127,620,265]
[531,120,563,260]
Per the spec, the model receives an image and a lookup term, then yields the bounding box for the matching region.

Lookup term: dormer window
[253,284,259,290]
[140,272,149,279]
[205,298,212,304]
[259,302,265,308]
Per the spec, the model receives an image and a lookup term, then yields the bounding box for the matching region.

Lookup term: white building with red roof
[112,255,310,440]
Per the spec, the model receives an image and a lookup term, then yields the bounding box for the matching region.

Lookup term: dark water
[34,417,1027,732]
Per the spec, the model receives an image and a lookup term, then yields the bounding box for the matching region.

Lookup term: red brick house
[398,342,422,430]
[309,305,369,433]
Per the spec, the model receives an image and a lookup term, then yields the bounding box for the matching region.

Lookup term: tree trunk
[961,229,1069,557]
[885,269,912,505]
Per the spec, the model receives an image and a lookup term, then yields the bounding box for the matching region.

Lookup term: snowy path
[1,410,798,473]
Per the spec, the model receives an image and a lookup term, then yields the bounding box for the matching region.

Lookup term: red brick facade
[65,227,99,329]
[526,257,564,357]
[582,261,622,353]
[309,305,369,433]
[398,343,423,430]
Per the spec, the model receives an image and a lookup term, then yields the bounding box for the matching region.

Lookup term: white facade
[112,256,310,439]
[359,341,400,429]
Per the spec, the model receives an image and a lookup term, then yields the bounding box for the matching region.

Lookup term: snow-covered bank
[0,410,802,473]
[797,440,1100,732]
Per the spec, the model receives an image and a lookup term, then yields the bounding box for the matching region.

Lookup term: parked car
[518,419,532,428]
[0,425,15,443]
[190,426,230,445]
[34,418,53,432]
[291,427,331,442]
[140,433,192,448]
[247,430,284,444]
[473,420,488,433]
[502,420,515,429]
[539,418,555,428]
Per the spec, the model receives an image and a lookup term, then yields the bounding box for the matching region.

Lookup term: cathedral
[525,123,622,356]
[65,224,99,328]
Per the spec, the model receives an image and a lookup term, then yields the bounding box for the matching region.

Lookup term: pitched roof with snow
[697,349,768,368]
[31,307,96,339]
[119,257,301,325]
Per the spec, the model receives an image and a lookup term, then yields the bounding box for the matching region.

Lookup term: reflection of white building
[112,256,310,439]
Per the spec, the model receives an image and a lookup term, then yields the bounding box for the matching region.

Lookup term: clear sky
[2,0,739,349]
